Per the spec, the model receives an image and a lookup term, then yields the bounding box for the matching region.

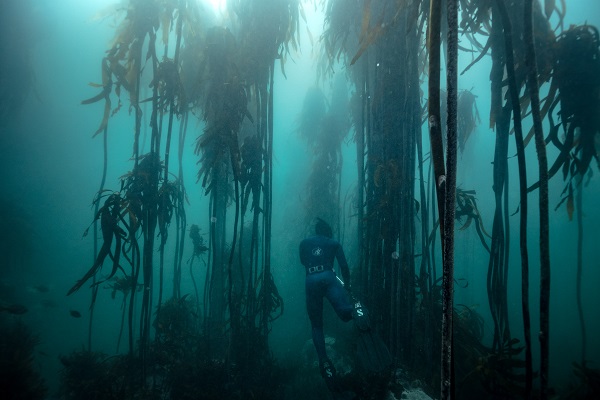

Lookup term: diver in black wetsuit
[299,218,354,390]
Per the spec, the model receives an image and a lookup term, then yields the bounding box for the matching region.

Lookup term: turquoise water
[1,0,600,398]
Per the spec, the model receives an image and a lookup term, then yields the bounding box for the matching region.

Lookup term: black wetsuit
[299,234,353,361]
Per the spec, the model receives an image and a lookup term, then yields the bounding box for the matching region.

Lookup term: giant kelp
[321,0,422,380]
[66,0,600,398]
[318,0,593,398]
[77,0,302,393]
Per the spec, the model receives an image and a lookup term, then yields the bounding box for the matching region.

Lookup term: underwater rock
[398,388,433,400]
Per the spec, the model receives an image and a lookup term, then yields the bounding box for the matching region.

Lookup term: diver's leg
[306,276,327,361]
[306,275,341,394]
[326,273,354,322]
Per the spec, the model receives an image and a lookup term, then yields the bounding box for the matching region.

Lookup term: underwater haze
[1,0,600,399]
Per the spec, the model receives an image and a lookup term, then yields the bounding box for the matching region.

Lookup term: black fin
[356,329,392,374]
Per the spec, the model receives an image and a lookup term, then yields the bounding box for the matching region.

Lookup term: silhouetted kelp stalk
[524,1,549,397]
[461,0,567,397]
[322,0,552,397]
[424,0,460,396]
[440,0,458,397]
[494,0,533,395]
[73,1,198,388]
[191,0,299,373]
[229,0,299,369]
[543,24,600,371]
[318,0,600,398]
[321,0,423,385]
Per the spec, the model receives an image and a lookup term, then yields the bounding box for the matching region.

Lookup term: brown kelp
[67,192,129,296]
[80,0,299,389]
[66,0,600,398]
[223,0,300,371]
[106,275,143,353]
[75,2,199,387]
[545,22,600,378]
[565,361,600,399]
[442,0,459,395]
[494,1,533,395]
[544,25,600,185]
[321,0,422,382]
[455,2,555,397]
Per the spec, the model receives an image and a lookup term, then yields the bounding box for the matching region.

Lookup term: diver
[299,218,354,393]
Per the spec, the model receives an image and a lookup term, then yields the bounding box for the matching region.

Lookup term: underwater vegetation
[0,317,47,400]
[58,296,287,400]
[564,362,600,399]
[1,0,589,399]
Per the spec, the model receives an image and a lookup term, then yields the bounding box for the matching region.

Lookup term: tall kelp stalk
[459,0,558,396]
[486,1,514,358]
[427,0,450,393]
[319,0,372,305]
[193,0,299,370]
[71,0,195,386]
[494,0,532,394]
[88,126,108,352]
[440,0,458,398]
[524,0,551,394]
[195,25,240,355]
[236,0,299,362]
[428,0,447,251]
[363,2,420,364]
[321,0,421,369]
[543,24,600,370]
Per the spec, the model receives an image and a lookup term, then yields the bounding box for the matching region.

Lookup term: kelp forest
[1,0,600,399]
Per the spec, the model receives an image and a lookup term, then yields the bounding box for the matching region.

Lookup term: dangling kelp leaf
[81,86,111,105]
[306,26,314,48]
[545,0,567,31]
[299,2,307,24]
[82,57,113,137]
[350,0,397,66]
[566,183,574,220]
[67,193,126,295]
[350,19,385,65]
[544,0,555,19]
[92,100,112,138]
[280,54,287,79]
[358,0,372,44]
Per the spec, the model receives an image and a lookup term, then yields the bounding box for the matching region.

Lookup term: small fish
[31,284,50,293]
[0,304,28,315]
[69,310,82,318]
